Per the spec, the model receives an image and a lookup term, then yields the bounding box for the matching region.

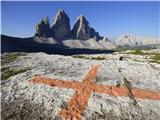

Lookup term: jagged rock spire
[51,9,71,39]
[35,16,51,37]
[72,15,101,40]
[72,15,91,40]
[35,10,102,40]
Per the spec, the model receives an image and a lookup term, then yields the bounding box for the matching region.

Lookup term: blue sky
[1,1,159,40]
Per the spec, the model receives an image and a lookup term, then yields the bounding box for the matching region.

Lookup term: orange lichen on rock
[30,64,160,120]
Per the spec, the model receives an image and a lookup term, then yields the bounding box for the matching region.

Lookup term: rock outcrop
[2,52,160,119]
[35,17,51,37]
[51,9,70,39]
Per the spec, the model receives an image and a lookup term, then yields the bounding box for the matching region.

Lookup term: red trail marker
[30,64,160,120]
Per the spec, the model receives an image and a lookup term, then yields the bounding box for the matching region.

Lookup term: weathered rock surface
[35,16,51,37]
[51,9,71,39]
[115,34,160,47]
[1,52,160,120]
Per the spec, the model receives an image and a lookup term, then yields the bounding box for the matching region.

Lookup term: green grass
[1,52,30,80]
[123,50,160,64]
[1,67,31,80]
[72,55,88,59]
[1,67,10,72]
[1,52,26,65]
[127,50,145,55]
[90,56,106,60]
[115,46,128,52]
[152,53,160,60]
[149,60,160,64]
[148,53,160,64]
[73,55,106,60]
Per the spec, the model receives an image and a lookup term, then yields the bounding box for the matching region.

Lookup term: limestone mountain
[34,9,116,49]
[35,10,103,41]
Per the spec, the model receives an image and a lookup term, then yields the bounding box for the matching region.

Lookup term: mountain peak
[51,9,70,39]
[77,15,88,23]
[35,16,50,37]
[78,15,85,19]
[72,15,90,40]
[55,9,66,19]
[35,9,102,40]
[58,9,65,13]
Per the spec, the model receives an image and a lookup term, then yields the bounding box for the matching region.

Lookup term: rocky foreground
[1,51,160,120]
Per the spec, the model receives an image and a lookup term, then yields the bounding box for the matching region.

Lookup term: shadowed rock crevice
[123,77,139,107]
[114,61,140,107]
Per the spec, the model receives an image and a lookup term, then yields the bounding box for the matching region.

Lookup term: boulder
[51,9,70,39]
[35,17,51,37]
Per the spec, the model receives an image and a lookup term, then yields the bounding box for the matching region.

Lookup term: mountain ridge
[116,34,160,47]
[35,9,103,41]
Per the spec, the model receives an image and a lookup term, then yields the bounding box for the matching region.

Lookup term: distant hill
[115,34,160,47]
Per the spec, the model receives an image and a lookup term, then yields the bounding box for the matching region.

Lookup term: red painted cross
[30,64,160,120]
